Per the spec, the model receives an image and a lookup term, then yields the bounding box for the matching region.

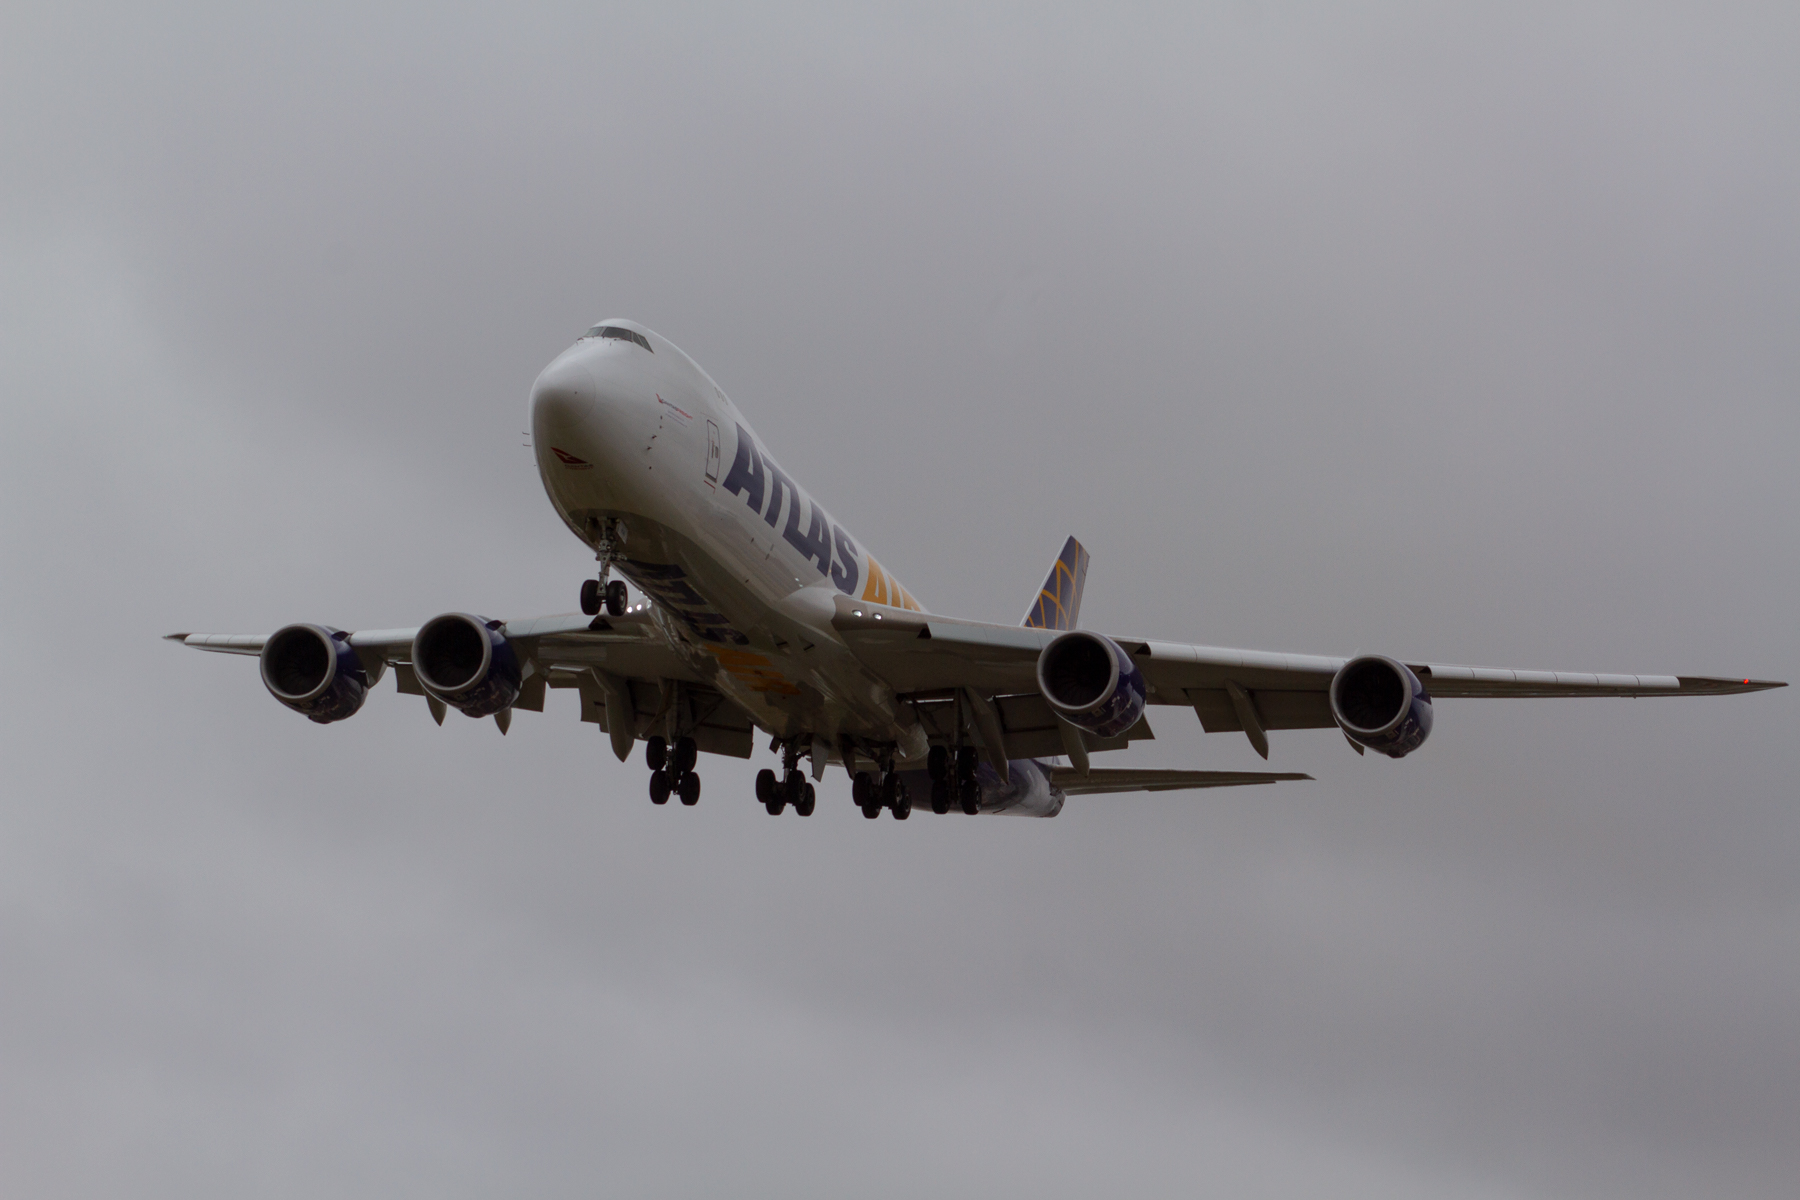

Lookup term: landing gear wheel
[580,578,602,615]
[852,772,873,807]
[930,779,951,815]
[678,772,701,806]
[796,784,816,817]
[673,736,698,775]
[649,770,672,805]
[604,579,628,616]
[646,736,667,771]
[861,801,881,819]
[958,777,980,815]
[755,768,777,804]
[892,784,912,820]
[927,745,950,781]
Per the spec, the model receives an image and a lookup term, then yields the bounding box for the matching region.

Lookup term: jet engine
[1036,630,1147,738]
[411,613,522,717]
[1330,655,1433,758]
[260,624,370,723]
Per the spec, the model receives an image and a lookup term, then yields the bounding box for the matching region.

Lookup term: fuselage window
[585,325,654,353]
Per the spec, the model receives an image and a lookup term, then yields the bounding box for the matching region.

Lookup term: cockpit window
[584,325,653,353]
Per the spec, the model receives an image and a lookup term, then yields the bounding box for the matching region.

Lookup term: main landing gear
[580,578,628,617]
[852,766,912,820]
[646,735,701,806]
[755,768,815,816]
[927,744,981,815]
[756,740,816,816]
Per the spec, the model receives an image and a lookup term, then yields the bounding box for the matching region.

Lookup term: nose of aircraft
[530,356,597,429]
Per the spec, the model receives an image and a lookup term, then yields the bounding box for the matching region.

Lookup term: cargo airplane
[169,320,1785,818]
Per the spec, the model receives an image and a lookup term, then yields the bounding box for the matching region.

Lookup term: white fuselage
[529,319,932,758]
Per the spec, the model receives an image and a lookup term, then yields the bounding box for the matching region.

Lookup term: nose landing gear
[580,519,631,616]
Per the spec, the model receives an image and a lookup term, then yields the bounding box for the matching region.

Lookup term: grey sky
[2,3,1796,1196]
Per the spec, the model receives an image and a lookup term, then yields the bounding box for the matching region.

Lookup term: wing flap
[1052,767,1312,795]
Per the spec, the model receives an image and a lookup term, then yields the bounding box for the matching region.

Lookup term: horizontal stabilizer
[1051,766,1311,795]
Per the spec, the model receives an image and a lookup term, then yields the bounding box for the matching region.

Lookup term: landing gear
[927,745,950,781]
[761,772,813,815]
[955,745,980,815]
[930,779,951,815]
[851,766,910,819]
[647,735,700,806]
[584,518,631,616]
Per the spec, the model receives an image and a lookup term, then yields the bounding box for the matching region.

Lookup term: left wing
[829,593,1783,756]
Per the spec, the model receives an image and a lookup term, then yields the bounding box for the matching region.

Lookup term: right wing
[167,612,757,760]
[1052,767,1313,795]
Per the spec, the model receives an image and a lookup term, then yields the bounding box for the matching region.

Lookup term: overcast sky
[2,3,1796,1197]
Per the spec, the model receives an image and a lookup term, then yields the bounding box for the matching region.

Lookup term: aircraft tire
[755,768,777,804]
[860,802,881,819]
[852,772,872,806]
[604,580,627,616]
[579,579,601,615]
[678,772,700,806]
[646,736,667,771]
[927,745,949,781]
[649,770,672,805]
[796,784,815,817]
[930,780,951,815]
[892,787,911,820]
[674,736,698,775]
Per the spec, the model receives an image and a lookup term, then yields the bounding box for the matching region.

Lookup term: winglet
[1022,536,1090,631]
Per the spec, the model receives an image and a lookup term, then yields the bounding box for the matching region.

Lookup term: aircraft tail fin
[1021,536,1090,630]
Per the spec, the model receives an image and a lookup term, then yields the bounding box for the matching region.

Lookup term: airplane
[168,319,1785,819]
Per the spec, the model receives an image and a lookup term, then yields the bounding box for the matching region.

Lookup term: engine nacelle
[260,623,370,724]
[411,613,522,718]
[1330,655,1433,758]
[1036,630,1147,738]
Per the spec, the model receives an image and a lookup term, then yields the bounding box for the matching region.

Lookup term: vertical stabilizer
[1022,537,1090,630]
